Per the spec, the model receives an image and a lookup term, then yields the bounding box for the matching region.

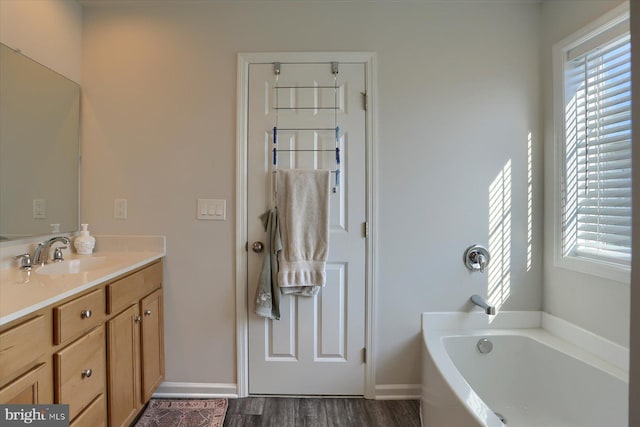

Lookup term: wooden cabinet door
[107,305,140,427]
[140,289,164,403]
[0,315,49,381]
[70,394,106,427]
[0,363,50,404]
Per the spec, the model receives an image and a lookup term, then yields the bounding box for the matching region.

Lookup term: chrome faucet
[475,253,487,273]
[463,245,490,273]
[33,236,70,266]
[470,294,496,315]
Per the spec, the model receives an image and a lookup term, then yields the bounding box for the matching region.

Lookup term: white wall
[81,1,542,392]
[6,0,631,398]
[4,0,633,400]
[0,0,82,83]
[541,0,630,347]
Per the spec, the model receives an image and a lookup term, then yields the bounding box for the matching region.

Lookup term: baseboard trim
[153,382,420,400]
[153,381,238,399]
[374,384,421,400]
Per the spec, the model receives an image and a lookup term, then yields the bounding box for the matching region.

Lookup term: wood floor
[223,397,421,427]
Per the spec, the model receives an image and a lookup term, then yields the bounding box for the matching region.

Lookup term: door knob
[251,242,264,253]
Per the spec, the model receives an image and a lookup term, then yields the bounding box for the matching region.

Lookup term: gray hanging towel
[276,169,330,296]
[254,207,282,320]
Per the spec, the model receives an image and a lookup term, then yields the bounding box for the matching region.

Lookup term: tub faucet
[476,253,487,273]
[463,245,490,273]
[470,294,496,315]
[33,236,70,266]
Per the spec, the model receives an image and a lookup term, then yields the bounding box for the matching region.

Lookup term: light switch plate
[33,198,46,219]
[197,199,226,221]
[114,198,128,219]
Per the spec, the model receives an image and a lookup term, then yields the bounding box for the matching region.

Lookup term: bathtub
[421,311,629,427]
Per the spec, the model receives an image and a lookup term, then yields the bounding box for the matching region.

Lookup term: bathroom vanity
[0,250,165,427]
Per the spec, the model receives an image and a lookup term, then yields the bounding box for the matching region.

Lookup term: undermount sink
[35,257,107,275]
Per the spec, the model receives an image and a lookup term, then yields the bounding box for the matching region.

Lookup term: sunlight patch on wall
[488,160,512,313]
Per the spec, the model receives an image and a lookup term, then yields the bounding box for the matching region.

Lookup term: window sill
[554,253,631,284]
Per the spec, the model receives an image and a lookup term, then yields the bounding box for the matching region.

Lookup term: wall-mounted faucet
[33,236,70,266]
[470,294,496,315]
[464,244,490,273]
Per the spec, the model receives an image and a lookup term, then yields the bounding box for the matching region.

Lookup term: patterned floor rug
[134,399,228,427]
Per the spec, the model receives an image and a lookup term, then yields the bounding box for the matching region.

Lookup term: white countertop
[0,236,165,326]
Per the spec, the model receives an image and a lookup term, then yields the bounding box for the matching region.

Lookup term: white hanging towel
[276,169,330,296]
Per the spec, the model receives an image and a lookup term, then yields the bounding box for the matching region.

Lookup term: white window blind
[562,31,632,266]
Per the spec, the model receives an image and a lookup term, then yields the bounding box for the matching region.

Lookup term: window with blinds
[560,13,631,268]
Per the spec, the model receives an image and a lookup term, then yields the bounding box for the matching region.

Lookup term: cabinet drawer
[55,326,105,420]
[107,261,162,314]
[0,315,49,381]
[54,289,105,345]
[70,394,106,427]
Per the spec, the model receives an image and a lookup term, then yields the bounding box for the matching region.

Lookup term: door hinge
[362,347,367,364]
[362,92,367,111]
[362,222,369,238]
[331,61,339,75]
[245,241,248,251]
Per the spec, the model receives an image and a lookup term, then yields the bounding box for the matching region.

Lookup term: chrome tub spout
[470,294,496,315]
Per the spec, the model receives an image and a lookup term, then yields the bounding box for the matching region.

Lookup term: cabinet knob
[81,309,92,319]
[81,369,92,378]
[134,315,142,323]
[144,309,152,316]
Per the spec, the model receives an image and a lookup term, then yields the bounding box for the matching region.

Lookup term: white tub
[421,311,629,427]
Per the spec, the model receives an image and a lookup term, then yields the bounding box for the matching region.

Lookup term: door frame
[235,52,377,398]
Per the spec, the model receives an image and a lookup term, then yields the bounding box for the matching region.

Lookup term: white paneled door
[247,62,367,395]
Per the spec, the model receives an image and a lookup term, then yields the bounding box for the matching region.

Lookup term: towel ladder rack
[271,62,343,191]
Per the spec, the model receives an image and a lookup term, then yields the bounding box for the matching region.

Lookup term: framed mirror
[0,43,80,241]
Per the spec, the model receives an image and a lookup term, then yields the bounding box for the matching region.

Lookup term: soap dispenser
[74,224,96,255]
